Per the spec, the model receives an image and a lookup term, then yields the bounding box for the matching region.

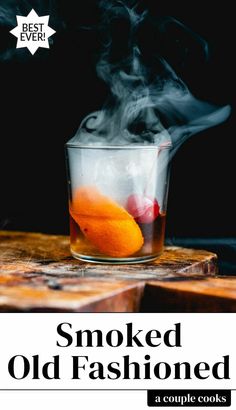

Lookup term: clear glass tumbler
[65,143,171,264]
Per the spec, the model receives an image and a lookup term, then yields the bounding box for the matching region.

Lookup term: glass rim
[65,143,172,150]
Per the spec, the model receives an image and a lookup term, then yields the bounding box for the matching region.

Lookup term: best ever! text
[20,23,45,41]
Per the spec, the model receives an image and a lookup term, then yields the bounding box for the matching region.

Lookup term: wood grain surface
[0,230,233,313]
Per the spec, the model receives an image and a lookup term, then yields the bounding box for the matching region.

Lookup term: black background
[0,0,235,243]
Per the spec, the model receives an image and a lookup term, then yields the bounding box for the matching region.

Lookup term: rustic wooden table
[0,231,235,312]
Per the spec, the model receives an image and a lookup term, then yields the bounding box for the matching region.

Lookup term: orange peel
[70,186,144,257]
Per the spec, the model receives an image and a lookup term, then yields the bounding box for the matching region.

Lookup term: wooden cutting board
[0,230,235,312]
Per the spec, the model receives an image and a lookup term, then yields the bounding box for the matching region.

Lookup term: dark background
[0,1,235,271]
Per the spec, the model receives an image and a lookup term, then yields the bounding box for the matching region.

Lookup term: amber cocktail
[65,145,170,264]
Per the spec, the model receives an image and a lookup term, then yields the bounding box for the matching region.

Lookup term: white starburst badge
[10,9,56,55]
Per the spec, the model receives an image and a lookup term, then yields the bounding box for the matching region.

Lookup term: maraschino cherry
[126,194,159,224]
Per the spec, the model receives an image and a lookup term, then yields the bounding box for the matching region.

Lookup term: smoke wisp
[72,0,230,152]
